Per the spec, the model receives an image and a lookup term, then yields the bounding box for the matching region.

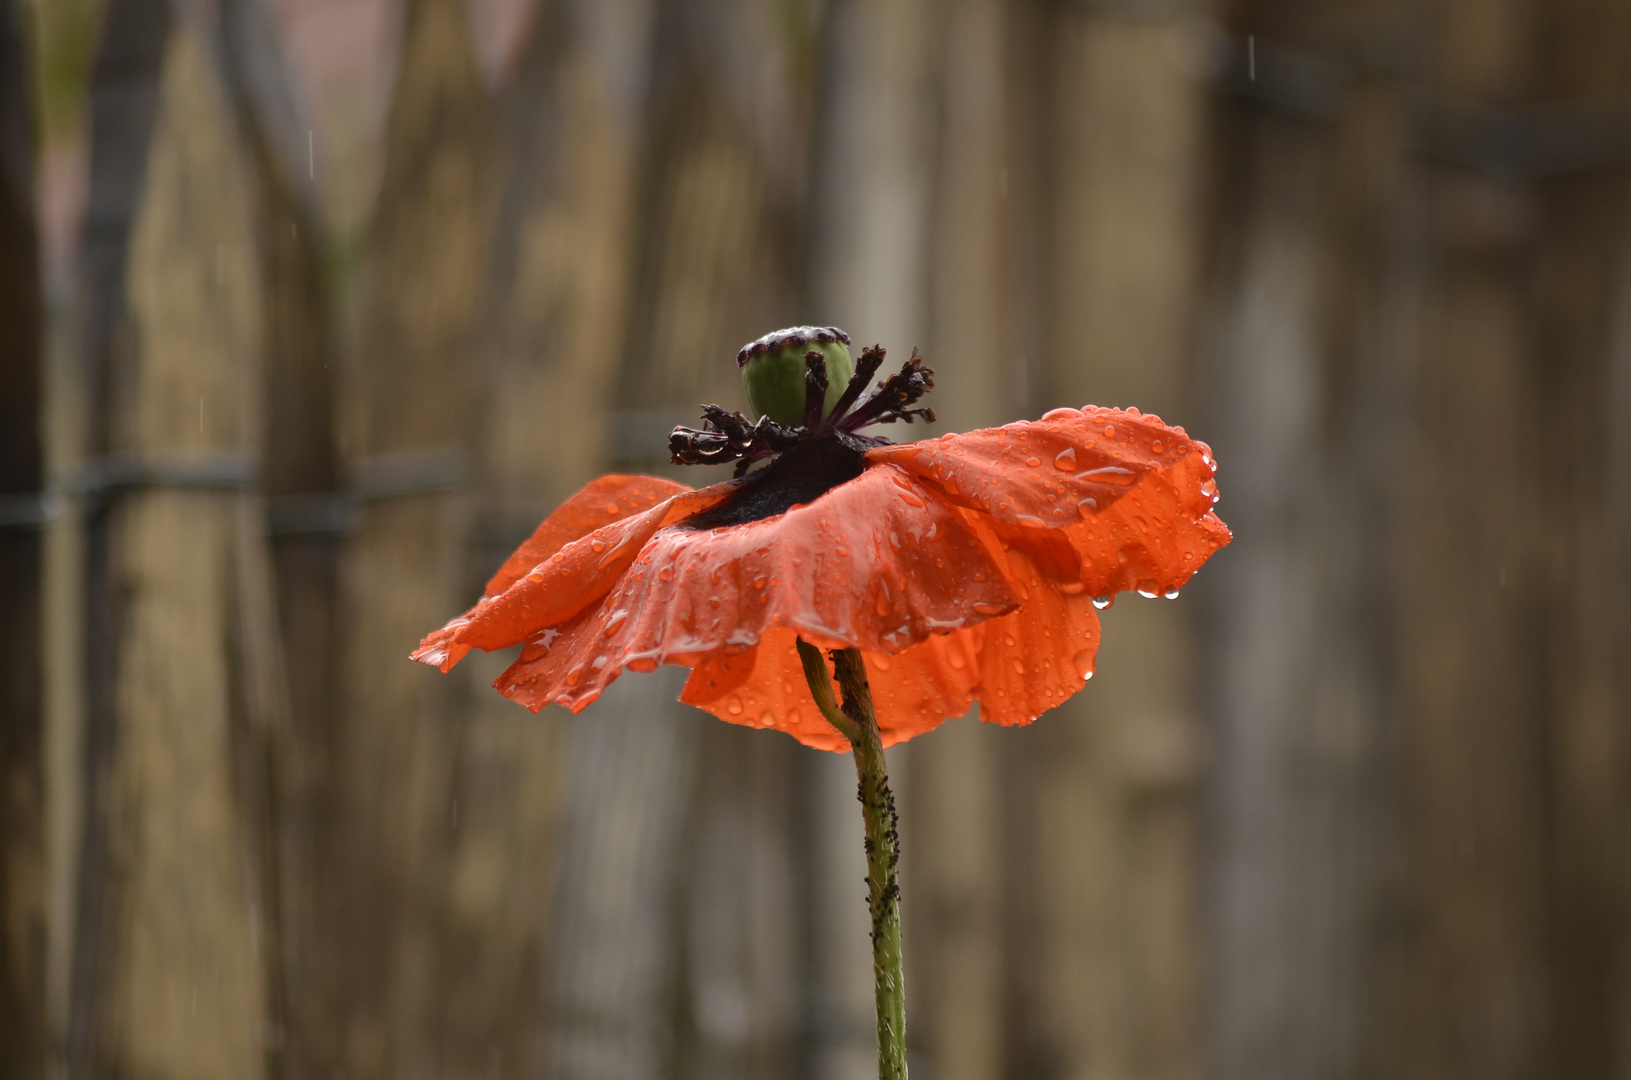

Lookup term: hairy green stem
[796,638,907,1080]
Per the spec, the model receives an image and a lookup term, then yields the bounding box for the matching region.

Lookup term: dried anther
[836,348,936,431]
[667,407,803,469]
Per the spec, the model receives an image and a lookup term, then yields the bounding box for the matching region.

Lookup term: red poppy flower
[413,343,1229,751]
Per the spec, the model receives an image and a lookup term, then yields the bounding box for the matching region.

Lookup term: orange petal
[597,463,1017,669]
[485,474,692,596]
[410,482,727,669]
[678,625,985,750]
[491,551,1095,751]
[970,544,1101,727]
[868,406,1230,601]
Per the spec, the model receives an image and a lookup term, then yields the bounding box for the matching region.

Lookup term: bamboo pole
[905,2,1010,1076]
[79,19,275,1077]
[544,2,814,1073]
[1034,9,1208,1078]
[434,5,650,1074]
[331,0,498,1074]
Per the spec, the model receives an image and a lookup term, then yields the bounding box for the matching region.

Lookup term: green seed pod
[738,326,854,427]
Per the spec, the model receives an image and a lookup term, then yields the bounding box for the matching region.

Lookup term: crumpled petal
[485,464,1020,714]
[675,544,1098,748]
[410,483,725,670]
[484,474,691,596]
[866,405,1229,601]
[677,626,985,750]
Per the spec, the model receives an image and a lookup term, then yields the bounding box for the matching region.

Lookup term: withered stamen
[669,343,936,477]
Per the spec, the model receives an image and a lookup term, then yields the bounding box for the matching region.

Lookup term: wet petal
[488,465,1019,731]
[484,474,691,596]
[971,544,1101,727]
[868,406,1229,600]
[679,625,984,749]
[599,463,1017,671]
[410,484,727,668]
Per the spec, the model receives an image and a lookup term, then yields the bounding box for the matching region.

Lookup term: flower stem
[795,638,908,1080]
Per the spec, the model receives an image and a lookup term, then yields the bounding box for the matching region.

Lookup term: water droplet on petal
[1151,440,1164,453]
[873,654,892,671]
[1077,497,1098,516]
[726,695,744,715]
[552,552,566,563]
[1014,514,1046,528]
[659,566,674,582]
[753,575,768,589]
[1137,589,1158,599]
[1165,589,1180,599]
[760,709,776,726]
[1058,581,1085,595]
[972,602,1007,615]
[1010,658,1025,674]
[1054,447,1077,470]
[1102,424,1115,438]
[1092,596,1111,610]
[1072,650,1094,678]
[1026,457,1042,467]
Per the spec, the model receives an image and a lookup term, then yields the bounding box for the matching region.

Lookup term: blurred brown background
[3,0,1629,1077]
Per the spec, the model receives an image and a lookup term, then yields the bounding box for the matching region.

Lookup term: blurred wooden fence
[3,0,1630,1078]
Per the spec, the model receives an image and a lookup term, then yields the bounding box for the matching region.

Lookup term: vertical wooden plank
[332,0,498,1072]
[1386,3,1553,1077]
[66,0,171,1072]
[0,0,46,1073]
[541,2,818,1076]
[1032,9,1207,1079]
[1194,7,1413,1077]
[680,721,801,1079]
[1199,110,1370,1080]
[209,3,346,1076]
[1527,6,1631,1076]
[904,1,1008,1078]
[85,19,273,1079]
[433,3,653,1075]
[542,672,700,1080]
[1604,205,1631,1080]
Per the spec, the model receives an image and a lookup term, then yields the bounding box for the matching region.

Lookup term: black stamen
[827,345,886,424]
[680,428,872,529]
[670,343,935,509]
[840,348,936,431]
[803,352,829,431]
[670,407,803,467]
